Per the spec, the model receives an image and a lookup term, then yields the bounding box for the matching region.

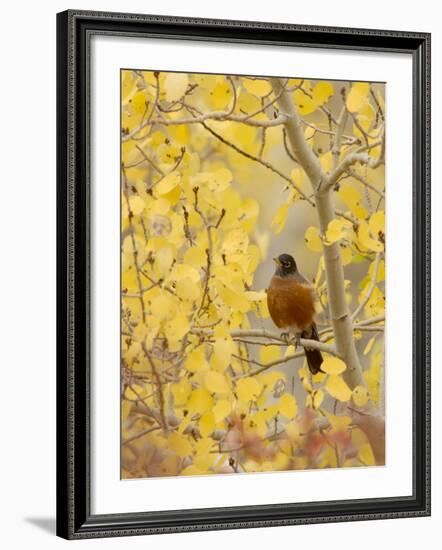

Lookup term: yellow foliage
[278,393,298,418]
[305,226,322,252]
[236,377,261,402]
[120,70,385,479]
[346,82,370,113]
[243,78,272,97]
[325,375,352,402]
[321,356,347,375]
[187,388,214,414]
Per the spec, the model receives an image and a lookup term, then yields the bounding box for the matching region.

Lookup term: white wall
[0,0,439,547]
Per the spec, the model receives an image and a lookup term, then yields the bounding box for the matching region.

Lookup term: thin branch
[122,425,161,446]
[123,109,289,141]
[122,167,146,323]
[200,121,312,204]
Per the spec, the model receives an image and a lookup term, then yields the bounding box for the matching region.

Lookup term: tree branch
[192,327,338,356]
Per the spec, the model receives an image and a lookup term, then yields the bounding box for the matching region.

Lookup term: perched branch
[192,327,338,356]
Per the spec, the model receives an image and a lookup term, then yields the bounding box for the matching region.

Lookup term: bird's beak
[273,257,281,266]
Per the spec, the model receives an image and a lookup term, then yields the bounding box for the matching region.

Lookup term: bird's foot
[280,332,291,345]
[293,333,301,350]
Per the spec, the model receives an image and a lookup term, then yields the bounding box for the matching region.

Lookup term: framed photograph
[56,10,431,539]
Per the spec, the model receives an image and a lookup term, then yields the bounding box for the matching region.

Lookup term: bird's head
[273,253,297,276]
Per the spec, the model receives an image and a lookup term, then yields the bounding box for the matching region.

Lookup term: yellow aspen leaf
[185,347,207,373]
[325,375,352,401]
[147,197,170,215]
[209,79,232,109]
[352,385,370,407]
[243,78,272,97]
[363,336,376,356]
[127,196,146,217]
[357,221,384,252]
[305,226,322,252]
[285,422,300,440]
[207,168,233,192]
[183,246,207,268]
[321,356,347,375]
[236,377,261,402]
[278,393,298,419]
[213,399,232,423]
[169,263,201,284]
[325,218,352,244]
[362,286,385,317]
[204,371,230,395]
[150,294,177,321]
[156,171,181,195]
[338,182,360,207]
[369,211,385,237]
[259,345,281,364]
[249,411,268,437]
[164,72,189,102]
[222,229,249,255]
[359,442,376,466]
[237,91,262,113]
[259,370,286,388]
[199,411,216,437]
[324,412,352,431]
[312,81,334,104]
[164,313,190,349]
[245,290,267,302]
[271,203,289,235]
[130,89,149,116]
[187,388,214,414]
[168,432,193,458]
[175,277,200,302]
[213,325,236,370]
[153,246,174,279]
[171,378,192,407]
[293,87,317,116]
[194,448,216,471]
[341,244,353,266]
[319,151,333,173]
[274,452,290,470]
[218,285,250,313]
[121,70,137,103]
[346,82,370,113]
[262,405,279,420]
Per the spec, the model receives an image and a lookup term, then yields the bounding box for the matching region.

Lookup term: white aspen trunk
[270,78,365,390]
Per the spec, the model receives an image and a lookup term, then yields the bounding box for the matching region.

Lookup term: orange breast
[267,276,315,330]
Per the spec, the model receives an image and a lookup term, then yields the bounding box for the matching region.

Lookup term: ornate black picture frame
[56,9,430,539]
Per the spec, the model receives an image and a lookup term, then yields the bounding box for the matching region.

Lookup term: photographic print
[120,70,386,479]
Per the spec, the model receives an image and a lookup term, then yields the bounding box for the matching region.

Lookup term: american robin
[267,253,323,374]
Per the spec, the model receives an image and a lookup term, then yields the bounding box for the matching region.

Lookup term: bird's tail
[302,323,323,375]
